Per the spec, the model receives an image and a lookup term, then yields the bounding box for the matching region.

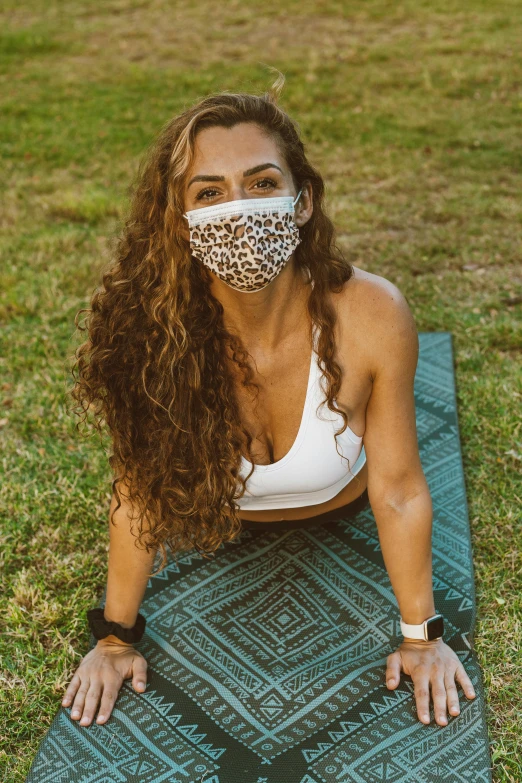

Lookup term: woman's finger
[412,668,431,724]
[62,674,81,707]
[430,675,448,726]
[444,671,461,717]
[132,655,148,693]
[96,678,122,725]
[70,681,90,721]
[455,663,476,700]
[385,651,401,689]
[79,681,103,727]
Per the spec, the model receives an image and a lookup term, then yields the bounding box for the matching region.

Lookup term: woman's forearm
[103,490,157,629]
[371,488,436,624]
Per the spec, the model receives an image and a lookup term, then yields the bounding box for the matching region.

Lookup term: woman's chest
[231,328,372,467]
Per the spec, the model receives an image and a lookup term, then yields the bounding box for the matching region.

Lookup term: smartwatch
[400,613,444,642]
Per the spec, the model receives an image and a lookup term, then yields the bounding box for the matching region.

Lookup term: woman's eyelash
[195,178,277,201]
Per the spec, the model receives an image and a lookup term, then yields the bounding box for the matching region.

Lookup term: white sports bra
[236,323,366,510]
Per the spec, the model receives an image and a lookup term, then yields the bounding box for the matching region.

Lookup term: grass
[0,0,521,780]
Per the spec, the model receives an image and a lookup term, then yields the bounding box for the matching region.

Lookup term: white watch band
[400,617,428,640]
[400,614,444,641]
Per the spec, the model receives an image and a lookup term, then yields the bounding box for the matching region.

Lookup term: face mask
[183,189,303,292]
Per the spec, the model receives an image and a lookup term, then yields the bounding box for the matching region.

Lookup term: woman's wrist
[97,635,134,648]
[402,636,441,645]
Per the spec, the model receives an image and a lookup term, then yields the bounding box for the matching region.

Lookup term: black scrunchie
[87,607,146,644]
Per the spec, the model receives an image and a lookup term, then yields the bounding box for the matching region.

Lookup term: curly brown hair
[69,72,355,572]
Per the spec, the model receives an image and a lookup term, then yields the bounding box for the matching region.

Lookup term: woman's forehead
[190,123,283,173]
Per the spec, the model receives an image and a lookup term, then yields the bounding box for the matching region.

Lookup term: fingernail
[137,682,145,690]
[422,713,429,722]
[438,717,447,725]
[97,715,105,723]
[387,678,395,685]
[72,710,80,718]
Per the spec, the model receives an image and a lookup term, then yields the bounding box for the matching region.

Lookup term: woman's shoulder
[331,266,418,369]
[339,265,407,305]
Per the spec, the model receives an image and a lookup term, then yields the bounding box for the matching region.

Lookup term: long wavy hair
[70,72,355,572]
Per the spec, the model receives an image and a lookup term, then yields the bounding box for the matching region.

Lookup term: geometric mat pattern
[26,333,493,782]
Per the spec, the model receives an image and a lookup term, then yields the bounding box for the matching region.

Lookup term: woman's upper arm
[362,280,428,507]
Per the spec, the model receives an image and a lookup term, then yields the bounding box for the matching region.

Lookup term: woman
[63,75,476,733]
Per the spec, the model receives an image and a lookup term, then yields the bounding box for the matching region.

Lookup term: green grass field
[0,1,520,780]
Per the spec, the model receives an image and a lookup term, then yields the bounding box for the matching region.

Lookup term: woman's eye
[254,178,277,190]
[195,178,277,201]
[195,188,220,201]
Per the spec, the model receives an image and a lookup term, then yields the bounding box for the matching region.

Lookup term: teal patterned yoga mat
[26,333,492,783]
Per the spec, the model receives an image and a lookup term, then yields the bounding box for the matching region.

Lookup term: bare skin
[62,121,476,729]
[61,489,155,726]
[231,265,372,522]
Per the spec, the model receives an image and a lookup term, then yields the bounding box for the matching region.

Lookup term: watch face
[426,615,444,640]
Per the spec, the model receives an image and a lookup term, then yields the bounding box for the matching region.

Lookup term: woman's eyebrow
[187,163,283,188]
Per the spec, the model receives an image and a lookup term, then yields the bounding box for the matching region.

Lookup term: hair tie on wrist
[87,607,146,644]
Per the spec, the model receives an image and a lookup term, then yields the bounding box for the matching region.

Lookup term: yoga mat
[25,333,493,783]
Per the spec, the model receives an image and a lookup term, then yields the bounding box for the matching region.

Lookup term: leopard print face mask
[183,190,303,292]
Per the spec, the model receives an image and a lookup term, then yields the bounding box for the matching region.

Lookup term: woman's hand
[61,637,148,727]
[386,638,476,726]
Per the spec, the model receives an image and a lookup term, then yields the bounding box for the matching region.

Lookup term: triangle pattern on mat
[350,529,369,540]
[365,759,406,780]
[432,576,449,591]
[445,587,462,601]
[367,691,409,718]
[165,713,183,727]
[370,700,391,716]
[302,742,333,763]
[177,723,208,743]
[157,611,190,629]
[329,721,362,742]
[120,759,156,774]
[59,738,75,755]
[198,743,226,759]
[80,761,98,770]
[142,690,176,717]
[383,693,408,707]
[169,724,227,760]
[380,619,397,636]
[146,560,181,587]
[47,773,69,783]
[150,569,170,581]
